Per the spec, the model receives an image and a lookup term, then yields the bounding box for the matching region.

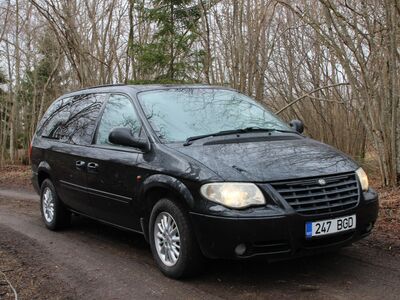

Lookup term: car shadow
[66,214,364,297]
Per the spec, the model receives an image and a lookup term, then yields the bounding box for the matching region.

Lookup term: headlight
[356,167,369,191]
[200,183,265,209]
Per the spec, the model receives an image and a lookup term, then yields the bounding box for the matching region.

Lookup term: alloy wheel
[154,212,181,267]
[42,187,55,223]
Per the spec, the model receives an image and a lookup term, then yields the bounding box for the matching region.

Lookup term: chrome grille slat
[275,173,354,185]
[271,173,360,215]
[283,186,358,200]
[289,193,359,206]
[295,201,357,213]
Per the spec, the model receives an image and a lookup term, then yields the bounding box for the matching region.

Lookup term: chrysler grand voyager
[31,85,379,278]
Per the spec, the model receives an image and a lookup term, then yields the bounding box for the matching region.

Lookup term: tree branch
[275,82,350,114]
[1,270,18,300]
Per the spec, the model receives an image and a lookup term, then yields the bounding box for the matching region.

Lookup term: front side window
[96,94,141,146]
[138,88,291,142]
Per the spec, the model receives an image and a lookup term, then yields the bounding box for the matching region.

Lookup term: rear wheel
[149,198,203,278]
[40,179,71,230]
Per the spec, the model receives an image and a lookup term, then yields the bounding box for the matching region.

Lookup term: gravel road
[0,188,399,300]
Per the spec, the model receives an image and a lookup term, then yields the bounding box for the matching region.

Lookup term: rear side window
[60,94,107,145]
[38,93,106,145]
[38,97,72,139]
[96,94,142,146]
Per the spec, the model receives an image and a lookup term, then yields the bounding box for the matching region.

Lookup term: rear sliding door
[40,93,107,215]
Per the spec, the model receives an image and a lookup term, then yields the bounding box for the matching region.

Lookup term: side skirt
[69,208,145,236]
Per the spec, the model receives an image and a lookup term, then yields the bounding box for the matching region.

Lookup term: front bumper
[190,189,378,260]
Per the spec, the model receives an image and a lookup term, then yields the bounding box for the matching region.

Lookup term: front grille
[270,173,360,215]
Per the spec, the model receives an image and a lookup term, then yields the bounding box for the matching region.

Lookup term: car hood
[168,135,359,182]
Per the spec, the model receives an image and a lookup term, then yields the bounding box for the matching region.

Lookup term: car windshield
[138,88,292,142]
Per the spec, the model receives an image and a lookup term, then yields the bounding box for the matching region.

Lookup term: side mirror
[289,119,304,134]
[108,128,150,151]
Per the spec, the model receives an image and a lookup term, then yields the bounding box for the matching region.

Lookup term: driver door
[84,94,145,230]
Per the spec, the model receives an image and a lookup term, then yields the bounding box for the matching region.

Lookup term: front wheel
[149,198,203,278]
[40,179,71,230]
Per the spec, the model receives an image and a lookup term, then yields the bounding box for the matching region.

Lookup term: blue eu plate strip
[306,222,312,238]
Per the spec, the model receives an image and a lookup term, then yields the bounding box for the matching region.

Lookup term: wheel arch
[138,174,195,241]
[37,161,53,188]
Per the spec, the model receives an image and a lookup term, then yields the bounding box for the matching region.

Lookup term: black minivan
[31,84,378,278]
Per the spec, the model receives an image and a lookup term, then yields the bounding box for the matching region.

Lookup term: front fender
[138,174,195,209]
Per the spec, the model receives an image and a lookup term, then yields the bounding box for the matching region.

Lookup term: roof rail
[72,83,126,93]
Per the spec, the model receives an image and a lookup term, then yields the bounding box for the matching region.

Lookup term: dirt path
[0,188,399,300]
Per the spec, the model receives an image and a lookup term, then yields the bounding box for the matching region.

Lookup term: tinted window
[60,94,106,145]
[138,89,291,142]
[38,97,72,139]
[96,95,141,146]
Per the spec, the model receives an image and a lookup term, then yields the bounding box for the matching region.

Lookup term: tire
[149,198,204,278]
[40,179,71,230]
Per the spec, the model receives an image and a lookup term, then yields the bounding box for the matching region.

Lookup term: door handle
[87,162,99,173]
[75,160,86,170]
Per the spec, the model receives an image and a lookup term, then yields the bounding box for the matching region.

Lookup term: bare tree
[0,0,399,188]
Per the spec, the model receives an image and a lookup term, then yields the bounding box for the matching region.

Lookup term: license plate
[305,215,356,238]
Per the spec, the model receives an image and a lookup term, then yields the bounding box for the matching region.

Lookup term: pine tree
[131,0,202,82]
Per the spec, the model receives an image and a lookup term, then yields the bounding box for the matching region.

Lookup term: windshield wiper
[242,126,296,134]
[183,127,295,146]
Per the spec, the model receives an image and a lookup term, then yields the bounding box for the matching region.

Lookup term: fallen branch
[275,82,350,114]
[0,271,18,300]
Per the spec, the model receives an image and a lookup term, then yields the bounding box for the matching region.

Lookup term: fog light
[235,243,247,256]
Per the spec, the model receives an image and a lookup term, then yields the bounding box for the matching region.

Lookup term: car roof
[62,84,234,98]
